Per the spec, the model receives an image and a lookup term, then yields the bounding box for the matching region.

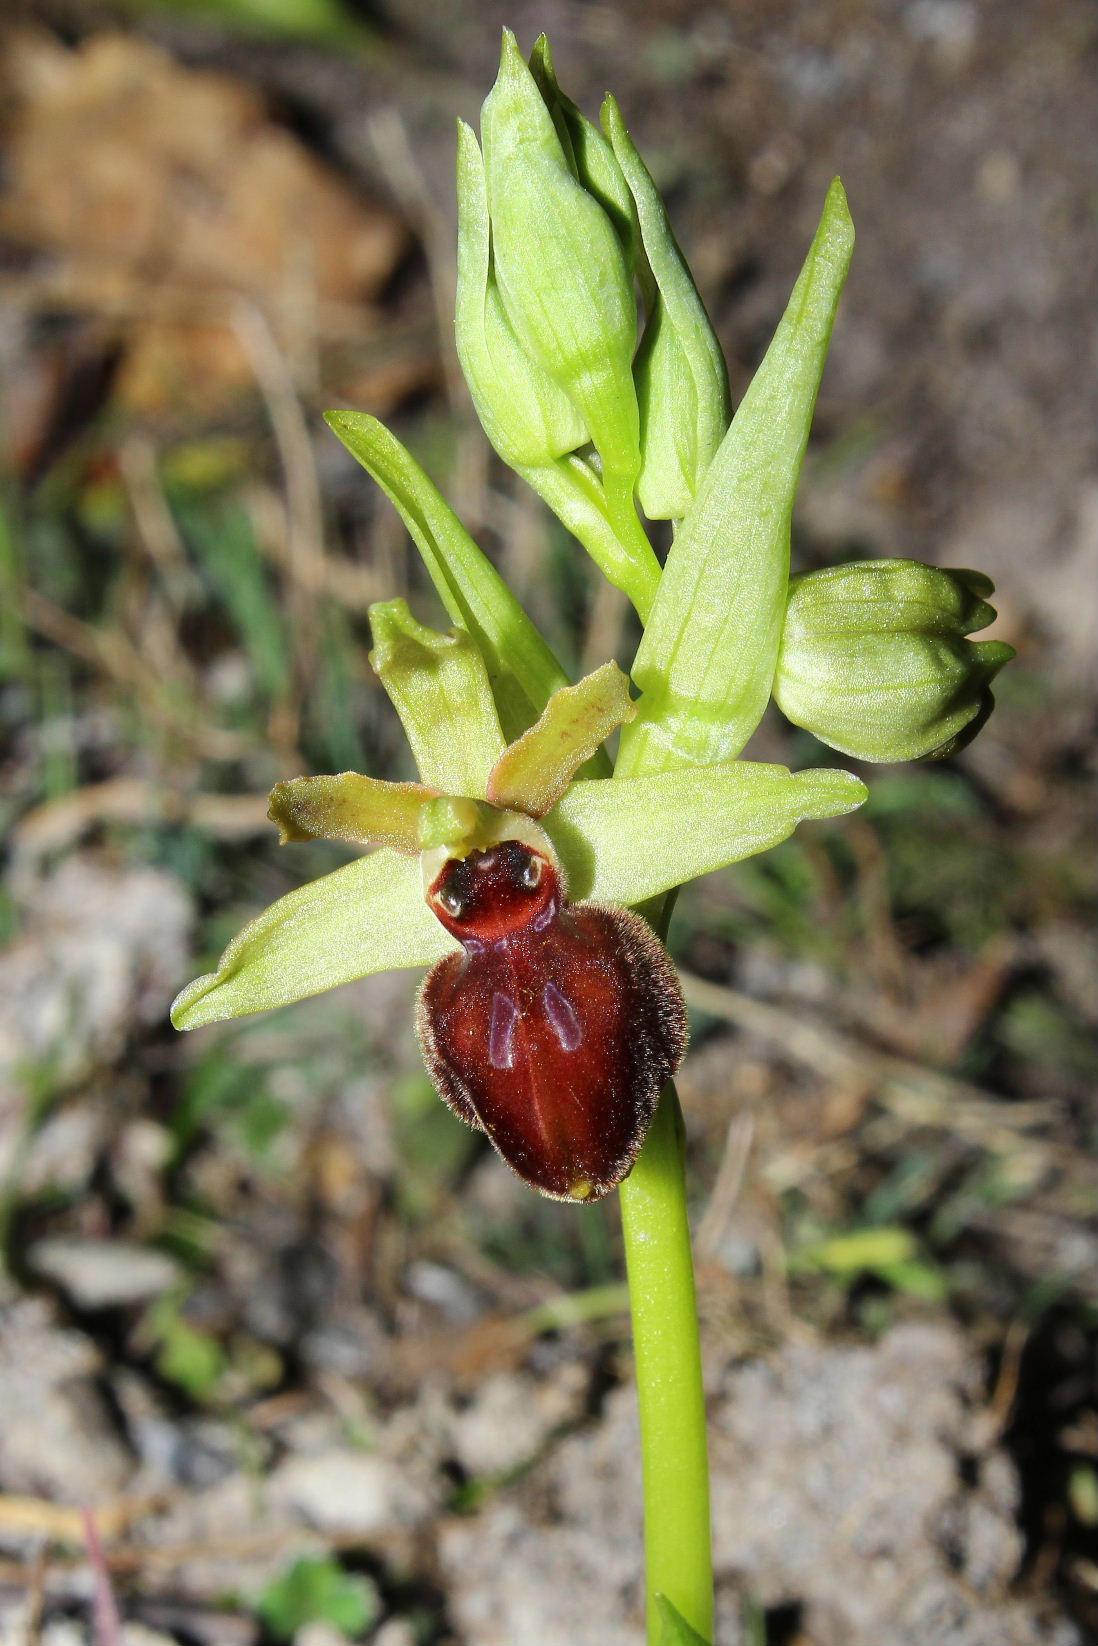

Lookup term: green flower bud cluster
[456,30,729,619]
[774,560,1015,762]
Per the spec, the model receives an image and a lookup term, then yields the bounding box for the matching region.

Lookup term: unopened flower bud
[603,94,729,520]
[479,29,640,496]
[774,560,1015,762]
[455,119,588,470]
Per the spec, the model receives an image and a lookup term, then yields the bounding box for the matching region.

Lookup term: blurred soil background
[0,1,1095,1643]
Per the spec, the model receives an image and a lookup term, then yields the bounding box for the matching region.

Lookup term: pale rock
[28,1237,181,1310]
[269,1448,433,1538]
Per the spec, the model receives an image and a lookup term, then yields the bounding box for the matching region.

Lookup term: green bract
[774,560,1016,761]
[617,180,855,779]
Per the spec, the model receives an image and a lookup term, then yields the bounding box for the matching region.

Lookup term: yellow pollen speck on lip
[569,1178,594,1201]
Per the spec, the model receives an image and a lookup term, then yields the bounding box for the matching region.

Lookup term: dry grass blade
[678,969,1057,1145]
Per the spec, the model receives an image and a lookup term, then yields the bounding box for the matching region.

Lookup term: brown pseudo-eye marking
[415,839,687,1202]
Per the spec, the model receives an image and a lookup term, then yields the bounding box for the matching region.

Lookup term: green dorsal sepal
[368,601,506,798]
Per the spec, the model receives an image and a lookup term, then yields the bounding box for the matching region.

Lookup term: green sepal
[547,762,867,903]
[602,94,729,521]
[170,849,456,1030]
[455,119,588,470]
[369,601,505,798]
[775,559,1015,761]
[268,773,440,850]
[617,179,855,779]
[324,410,567,738]
[528,36,641,272]
[656,1595,711,1646]
[487,662,636,817]
[481,30,640,500]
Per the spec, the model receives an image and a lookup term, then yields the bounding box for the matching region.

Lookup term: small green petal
[488,662,637,817]
[369,601,505,798]
[546,762,867,903]
[171,849,455,1030]
[617,179,855,778]
[324,410,567,738]
[268,773,440,850]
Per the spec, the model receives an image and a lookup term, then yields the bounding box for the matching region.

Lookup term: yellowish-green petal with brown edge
[544,762,867,904]
[171,848,456,1030]
[487,662,636,817]
[268,773,441,851]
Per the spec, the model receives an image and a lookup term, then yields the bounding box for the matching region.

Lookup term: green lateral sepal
[547,761,867,903]
[618,178,855,779]
[170,849,455,1030]
[368,601,505,799]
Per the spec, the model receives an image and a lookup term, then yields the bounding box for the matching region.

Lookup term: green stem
[619,1080,713,1645]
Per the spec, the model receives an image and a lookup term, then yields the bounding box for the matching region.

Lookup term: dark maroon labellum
[415,840,687,1202]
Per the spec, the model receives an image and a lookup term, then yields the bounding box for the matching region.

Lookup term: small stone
[450,1368,587,1479]
[0,1297,133,1502]
[269,1449,432,1538]
[373,1621,417,1646]
[293,1624,352,1646]
[28,1237,181,1310]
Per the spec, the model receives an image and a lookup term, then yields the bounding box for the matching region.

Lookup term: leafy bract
[617,179,855,779]
[656,1594,711,1646]
[171,849,455,1030]
[325,409,566,738]
[547,762,867,903]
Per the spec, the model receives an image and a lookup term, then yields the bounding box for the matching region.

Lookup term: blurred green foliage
[257,1555,380,1641]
